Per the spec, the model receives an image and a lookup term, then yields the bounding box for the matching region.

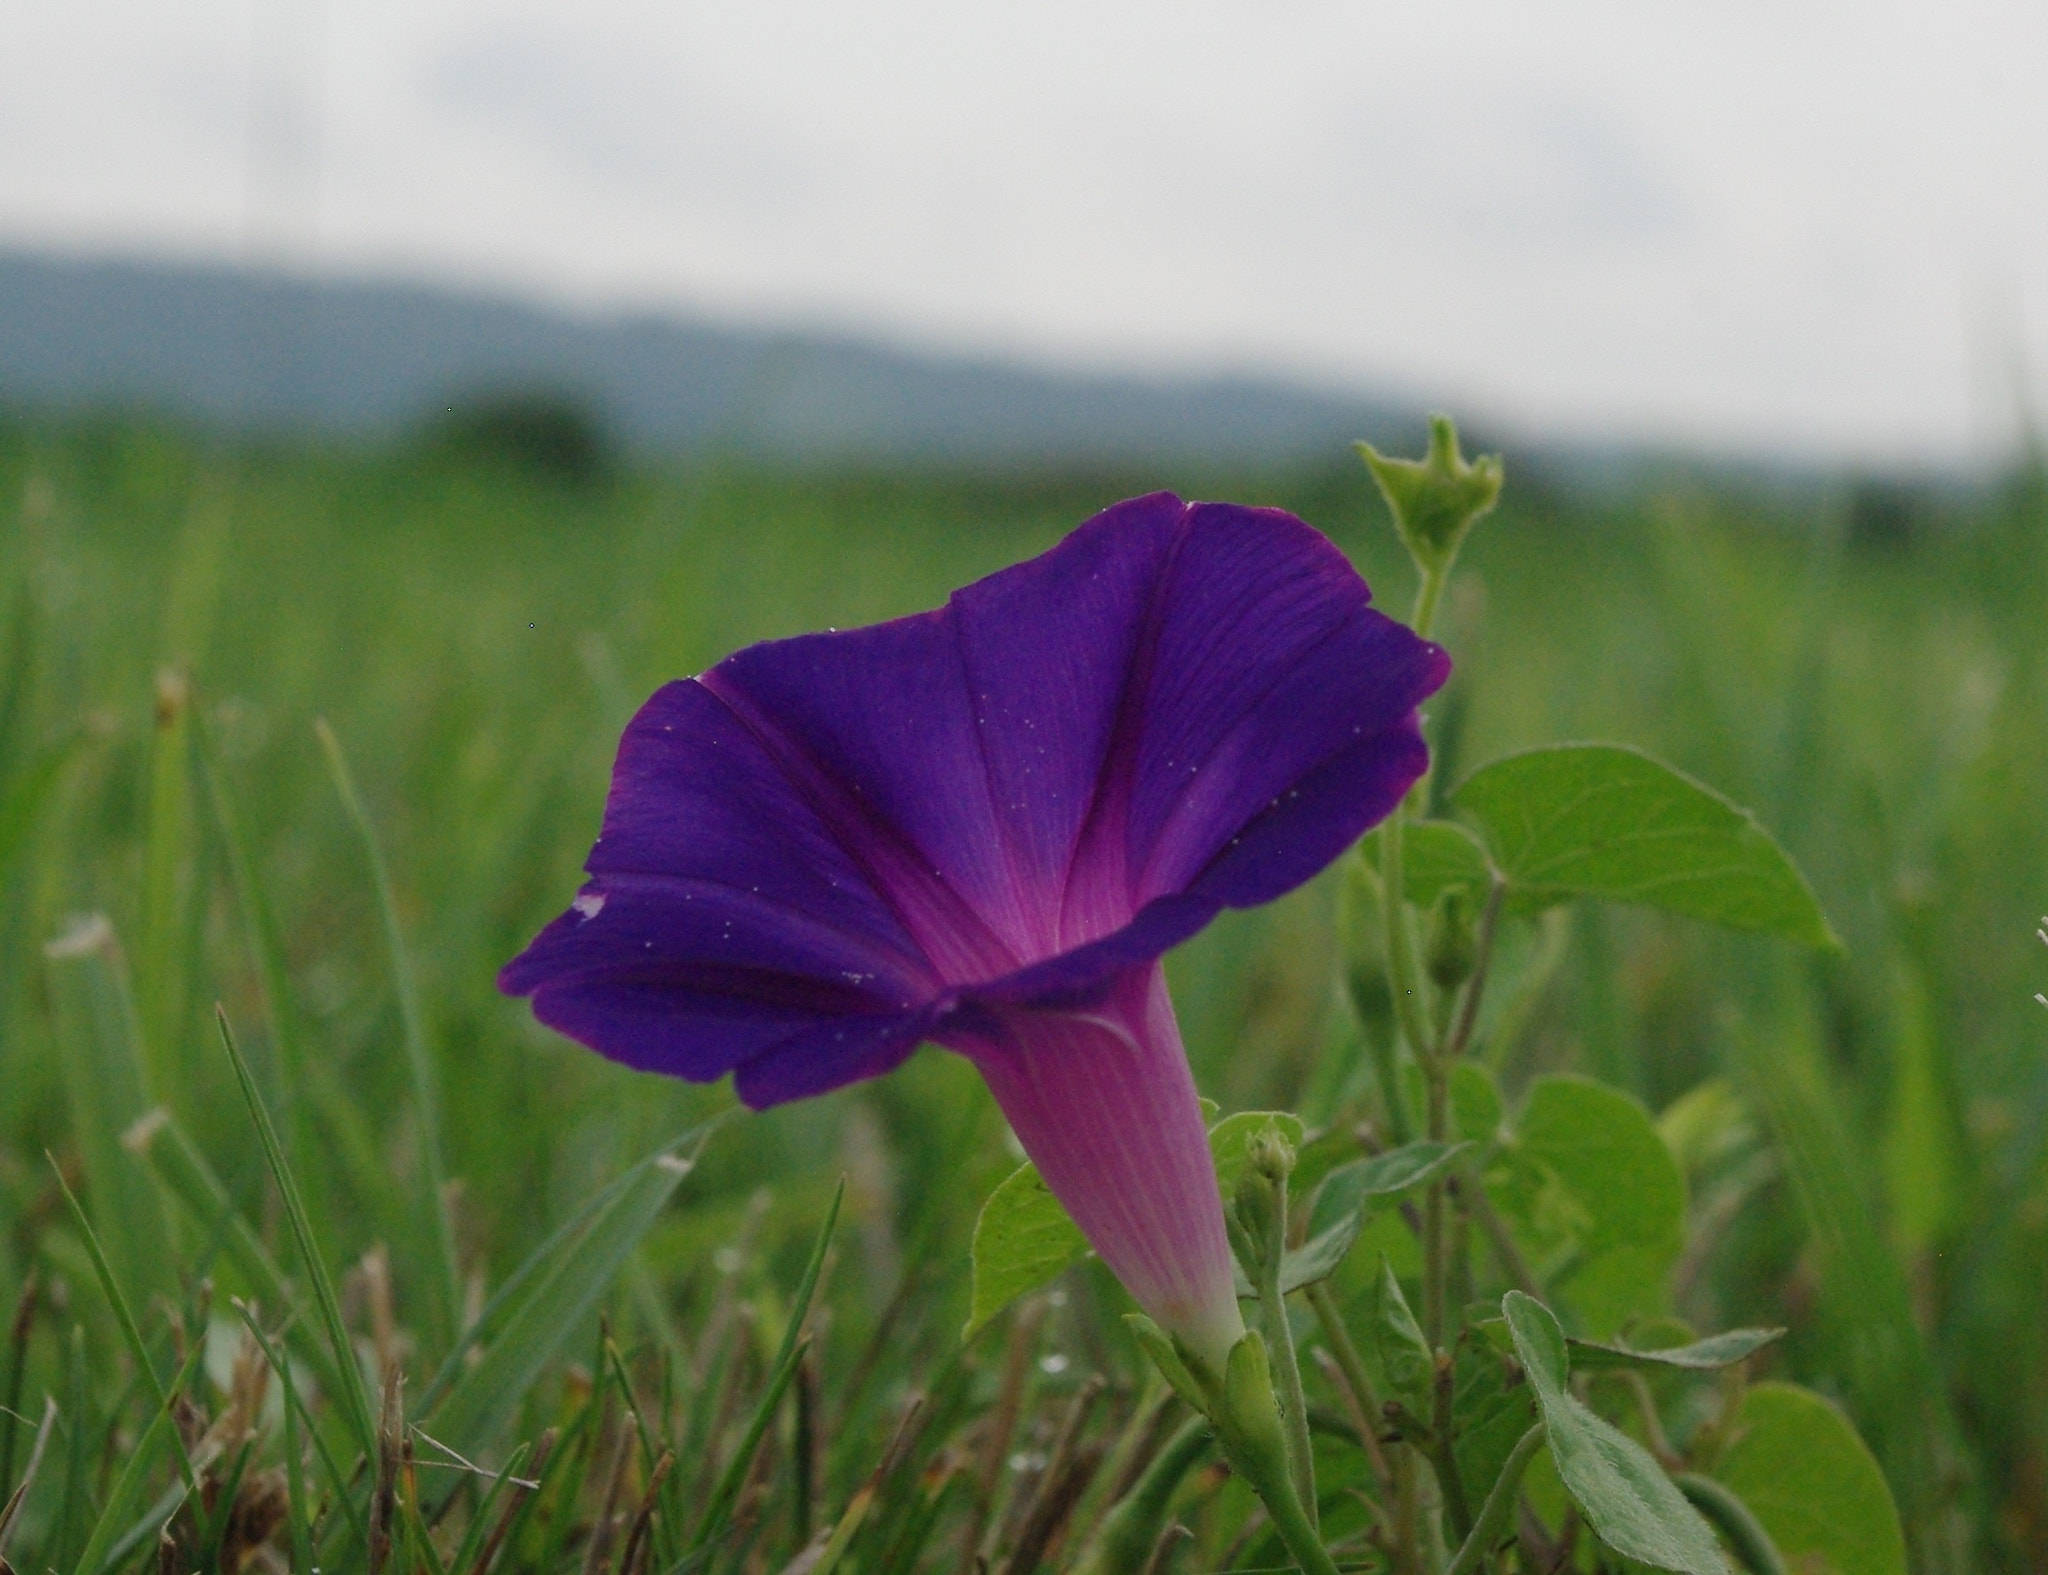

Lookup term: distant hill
[0,248,1421,466]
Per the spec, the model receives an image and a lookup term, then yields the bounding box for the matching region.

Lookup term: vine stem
[1410,563,1448,645]
[1255,1465,1345,1575]
[1426,875,1506,1350]
[1306,1284,1392,1491]
[1442,1424,1545,1575]
[1443,878,1506,1065]
[1258,1168,1318,1528]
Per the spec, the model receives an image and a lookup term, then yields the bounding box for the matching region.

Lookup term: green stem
[1070,1418,1213,1575]
[1258,1172,1318,1528]
[1442,1424,1544,1575]
[1306,1284,1391,1488]
[1424,877,1504,1352]
[1451,1167,1541,1300]
[1427,1348,1471,1540]
[1676,1474,1788,1575]
[1390,1448,1420,1575]
[1410,564,1447,644]
[1422,1063,1450,1350]
[1380,807,1437,1071]
[1361,964,1415,1144]
[1442,878,1506,1065]
[1372,558,1450,1180]
[1253,1461,1345,1575]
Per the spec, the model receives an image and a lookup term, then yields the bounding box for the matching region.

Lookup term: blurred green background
[1,409,2044,1569]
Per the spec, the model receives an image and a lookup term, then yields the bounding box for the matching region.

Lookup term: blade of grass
[689,1181,843,1554]
[47,1159,198,1501]
[442,1441,533,1575]
[460,1432,550,1575]
[94,1481,187,1575]
[125,1107,348,1404]
[0,728,81,895]
[798,1395,927,1575]
[194,700,311,1178]
[1727,973,1969,1572]
[139,671,196,1091]
[279,1336,314,1575]
[605,1336,663,1475]
[400,1443,453,1575]
[618,1449,676,1575]
[415,1117,725,1420]
[195,1439,255,1571]
[52,1326,90,1574]
[536,1370,609,1575]
[43,916,171,1304]
[216,1004,378,1464]
[0,1397,55,1564]
[0,1271,36,1505]
[67,1340,205,1575]
[232,1299,369,1559]
[316,717,462,1344]
[422,1129,707,1468]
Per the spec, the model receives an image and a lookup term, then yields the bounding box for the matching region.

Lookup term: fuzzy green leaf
[1501,1292,1726,1574]
[1568,1327,1784,1374]
[1369,818,1493,907]
[1365,1260,1433,1417]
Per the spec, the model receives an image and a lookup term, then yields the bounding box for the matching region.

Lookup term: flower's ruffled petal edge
[529,967,935,1109]
[1093,501,1450,914]
[499,674,943,1107]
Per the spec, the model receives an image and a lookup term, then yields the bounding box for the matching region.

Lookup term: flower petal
[1082,501,1449,918]
[702,608,1036,983]
[503,493,1446,1103]
[530,968,927,1102]
[500,678,937,1094]
[947,492,1187,953]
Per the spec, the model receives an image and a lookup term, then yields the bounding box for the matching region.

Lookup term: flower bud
[1356,415,1503,579]
[1338,853,1394,1039]
[1246,1126,1297,1186]
[1231,1126,1296,1271]
[1424,888,1478,994]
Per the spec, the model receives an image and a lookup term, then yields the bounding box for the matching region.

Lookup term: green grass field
[1,413,2044,1572]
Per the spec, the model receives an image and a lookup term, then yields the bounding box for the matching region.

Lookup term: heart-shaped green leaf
[1711,1382,1905,1575]
[1371,818,1494,905]
[1488,1075,1686,1337]
[1453,743,1834,947]
[964,1161,1090,1341]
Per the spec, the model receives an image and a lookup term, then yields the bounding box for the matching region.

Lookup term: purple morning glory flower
[501,493,1448,1363]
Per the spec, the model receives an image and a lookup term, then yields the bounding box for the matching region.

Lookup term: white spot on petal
[572,893,606,920]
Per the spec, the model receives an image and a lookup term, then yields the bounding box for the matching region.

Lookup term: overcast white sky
[3,0,2045,463]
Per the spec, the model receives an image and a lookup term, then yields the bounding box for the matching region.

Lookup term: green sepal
[1357,414,1503,577]
[1220,1330,1290,1468]
[1124,1319,1293,1500]
[1123,1313,1205,1412]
